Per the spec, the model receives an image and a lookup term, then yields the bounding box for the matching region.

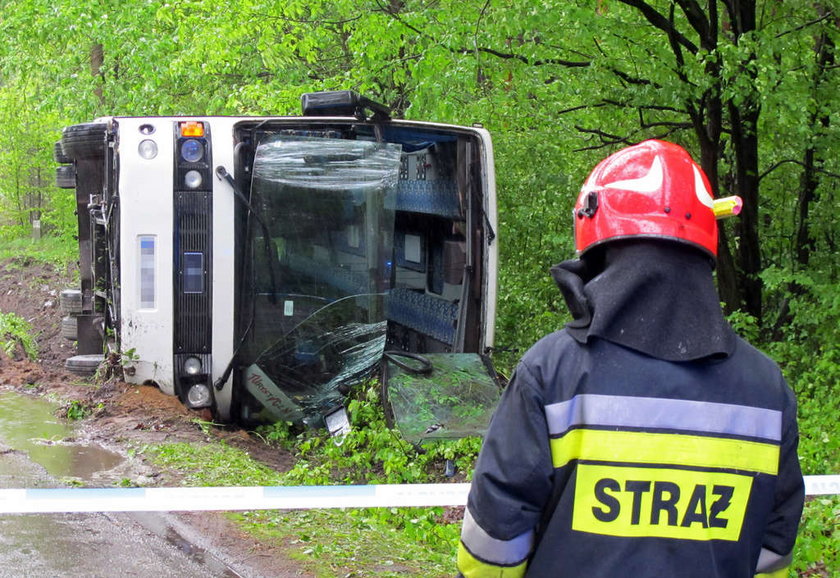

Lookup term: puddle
[0,393,247,576]
[0,391,123,482]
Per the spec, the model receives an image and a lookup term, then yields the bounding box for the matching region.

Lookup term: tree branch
[476,46,589,67]
[776,12,834,38]
[373,0,590,67]
[637,103,688,114]
[259,14,363,26]
[574,126,631,149]
[617,0,698,53]
[759,159,840,182]
[557,103,608,115]
[572,127,677,152]
[639,115,693,130]
[675,0,711,45]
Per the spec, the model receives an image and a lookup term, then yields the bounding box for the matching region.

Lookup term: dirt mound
[0,258,75,370]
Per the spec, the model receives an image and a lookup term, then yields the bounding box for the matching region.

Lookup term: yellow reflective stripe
[755,568,789,578]
[458,542,528,578]
[550,429,779,475]
[572,464,753,541]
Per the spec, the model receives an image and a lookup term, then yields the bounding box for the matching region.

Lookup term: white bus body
[58,92,498,428]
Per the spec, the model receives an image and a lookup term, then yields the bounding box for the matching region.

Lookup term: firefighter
[457,140,804,578]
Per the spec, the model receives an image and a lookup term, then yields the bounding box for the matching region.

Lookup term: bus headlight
[138,139,158,159]
[180,139,204,162]
[183,356,202,375]
[187,383,212,408]
[184,170,203,189]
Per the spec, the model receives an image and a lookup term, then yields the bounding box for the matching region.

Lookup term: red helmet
[574,140,718,257]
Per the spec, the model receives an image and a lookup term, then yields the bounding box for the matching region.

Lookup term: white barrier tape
[804,474,840,497]
[0,483,470,514]
[0,476,836,514]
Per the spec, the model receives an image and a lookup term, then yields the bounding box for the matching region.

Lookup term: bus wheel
[54,141,72,164]
[61,122,108,160]
[56,165,76,188]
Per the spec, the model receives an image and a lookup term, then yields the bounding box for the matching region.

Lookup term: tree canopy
[1,3,838,572]
[1,0,838,362]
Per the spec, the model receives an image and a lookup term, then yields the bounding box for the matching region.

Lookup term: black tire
[54,141,72,164]
[59,289,83,315]
[56,165,76,189]
[61,122,108,160]
[61,315,78,340]
[65,354,104,375]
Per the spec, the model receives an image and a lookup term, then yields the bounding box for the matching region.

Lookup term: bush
[0,310,38,361]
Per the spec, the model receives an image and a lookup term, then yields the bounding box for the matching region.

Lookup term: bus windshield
[238,136,401,423]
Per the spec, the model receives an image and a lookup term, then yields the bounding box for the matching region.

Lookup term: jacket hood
[550,241,736,361]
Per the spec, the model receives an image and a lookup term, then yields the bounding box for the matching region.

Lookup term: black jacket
[457,331,803,577]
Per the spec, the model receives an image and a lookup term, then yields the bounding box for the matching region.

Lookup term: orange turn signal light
[180,121,205,138]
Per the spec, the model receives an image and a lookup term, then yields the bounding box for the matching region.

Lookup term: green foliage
[150,442,283,487]
[253,382,480,573]
[491,131,584,372]
[59,398,104,421]
[757,267,840,477]
[792,496,840,577]
[726,309,761,344]
[0,237,77,271]
[0,73,76,240]
[0,1,837,572]
[267,382,481,486]
[0,310,38,361]
[148,382,480,576]
[64,400,86,421]
[775,344,840,477]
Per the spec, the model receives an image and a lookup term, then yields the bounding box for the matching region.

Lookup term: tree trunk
[723,0,762,320]
[795,29,834,268]
[90,43,105,106]
[729,102,762,320]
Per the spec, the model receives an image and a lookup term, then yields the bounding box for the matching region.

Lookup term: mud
[0,257,307,577]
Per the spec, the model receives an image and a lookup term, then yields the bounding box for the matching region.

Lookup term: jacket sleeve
[754,382,804,576]
[457,363,555,577]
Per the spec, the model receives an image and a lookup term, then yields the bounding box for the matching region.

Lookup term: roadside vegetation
[1,1,838,575]
[0,237,76,269]
[0,310,38,361]
[141,369,839,577]
[148,382,479,577]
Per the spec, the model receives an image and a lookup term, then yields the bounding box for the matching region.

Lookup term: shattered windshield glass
[384,353,501,443]
[239,136,401,424]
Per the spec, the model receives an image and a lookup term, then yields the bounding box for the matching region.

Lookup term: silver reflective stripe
[460,507,533,566]
[755,548,792,573]
[545,394,782,441]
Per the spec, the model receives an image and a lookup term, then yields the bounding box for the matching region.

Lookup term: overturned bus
[56,91,500,440]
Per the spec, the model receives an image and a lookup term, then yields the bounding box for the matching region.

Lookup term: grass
[146,440,460,577]
[150,442,282,487]
[145,384,475,576]
[0,236,76,271]
[232,508,457,577]
[143,393,838,578]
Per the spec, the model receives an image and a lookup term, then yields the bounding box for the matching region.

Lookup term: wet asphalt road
[0,387,279,578]
[0,444,252,577]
